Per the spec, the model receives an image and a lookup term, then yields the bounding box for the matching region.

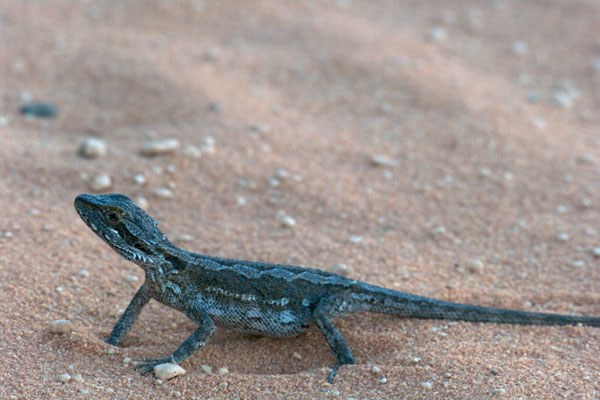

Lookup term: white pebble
[348,236,363,244]
[72,374,84,383]
[428,26,447,41]
[76,269,89,278]
[125,275,139,282]
[3,231,13,238]
[133,174,146,185]
[90,174,112,191]
[107,347,116,355]
[201,365,212,374]
[236,196,247,206]
[556,205,568,213]
[79,137,107,159]
[379,377,388,384]
[217,367,229,375]
[468,259,484,274]
[140,139,180,156]
[123,357,132,364]
[421,381,432,389]
[592,248,600,258]
[57,373,71,383]
[274,168,289,180]
[201,137,216,153]
[585,228,597,237]
[153,363,186,380]
[556,233,569,242]
[276,211,296,228]
[292,352,303,360]
[182,145,202,159]
[371,365,381,374]
[371,155,398,167]
[572,260,585,267]
[135,197,149,209]
[218,381,228,390]
[331,263,352,276]
[49,319,72,334]
[492,388,506,394]
[153,187,173,199]
[511,40,528,56]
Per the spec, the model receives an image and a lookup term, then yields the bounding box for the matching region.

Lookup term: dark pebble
[19,102,58,118]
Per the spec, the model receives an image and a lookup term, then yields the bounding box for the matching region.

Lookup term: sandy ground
[1,0,600,398]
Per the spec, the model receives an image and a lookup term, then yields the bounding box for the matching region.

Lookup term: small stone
[201,137,216,153]
[379,377,387,384]
[468,259,484,274]
[201,365,212,374]
[79,137,107,159]
[491,388,506,394]
[123,357,132,364]
[556,205,568,213]
[153,363,186,380]
[107,347,116,355]
[76,269,89,278]
[125,275,139,282]
[511,40,528,56]
[217,367,229,375]
[421,381,433,389]
[72,374,84,383]
[592,248,600,258]
[20,102,57,118]
[49,319,72,334]
[276,211,296,228]
[236,196,247,207]
[584,228,597,237]
[430,226,446,237]
[428,26,447,41]
[268,177,281,188]
[207,102,221,112]
[57,373,71,383]
[90,174,112,191]
[3,231,13,238]
[331,264,352,276]
[153,187,173,199]
[371,366,381,374]
[411,357,420,363]
[140,139,180,156]
[556,233,569,242]
[274,168,289,180]
[218,381,228,390]
[135,197,149,209]
[133,174,146,185]
[292,352,303,360]
[371,155,398,167]
[348,236,363,244]
[182,145,202,159]
[572,260,585,267]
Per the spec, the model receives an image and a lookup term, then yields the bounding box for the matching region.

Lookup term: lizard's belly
[197,293,313,338]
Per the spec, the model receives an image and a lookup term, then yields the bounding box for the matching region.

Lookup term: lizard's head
[74,193,167,265]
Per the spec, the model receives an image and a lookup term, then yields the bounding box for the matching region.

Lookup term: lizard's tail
[354,285,600,327]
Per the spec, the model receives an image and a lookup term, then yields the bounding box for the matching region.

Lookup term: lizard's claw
[134,356,175,376]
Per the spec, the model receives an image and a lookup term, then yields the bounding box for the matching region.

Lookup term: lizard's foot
[327,365,340,383]
[134,356,175,376]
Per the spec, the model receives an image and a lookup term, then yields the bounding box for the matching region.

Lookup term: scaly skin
[74,193,600,382]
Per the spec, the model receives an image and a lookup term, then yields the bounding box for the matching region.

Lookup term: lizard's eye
[107,211,120,223]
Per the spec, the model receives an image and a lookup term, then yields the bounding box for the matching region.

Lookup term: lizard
[74,193,600,382]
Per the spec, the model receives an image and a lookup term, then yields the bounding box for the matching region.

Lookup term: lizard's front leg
[135,306,215,375]
[313,299,355,383]
[107,284,150,346]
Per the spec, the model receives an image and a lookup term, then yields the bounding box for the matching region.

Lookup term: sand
[1,0,599,398]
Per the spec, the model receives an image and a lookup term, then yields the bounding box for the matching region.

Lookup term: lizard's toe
[134,357,173,376]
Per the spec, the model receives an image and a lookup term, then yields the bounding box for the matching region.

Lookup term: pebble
[76,269,89,278]
[153,363,186,380]
[379,377,388,384]
[153,187,173,199]
[292,352,303,360]
[72,374,84,383]
[274,168,289,180]
[276,211,296,228]
[182,145,202,159]
[217,367,229,375]
[140,139,180,156]
[331,263,352,276]
[428,26,447,41]
[90,174,112,191]
[348,236,363,244]
[201,365,212,374]
[371,366,381,374]
[556,233,569,242]
[556,205,568,213]
[592,248,600,258]
[468,259,484,274]
[585,228,597,237]
[201,137,216,153]
[123,357,132,364]
[135,197,149,209]
[371,155,398,167]
[491,388,506,394]
[57,373,71,383]
[79,138,107,159]
[133,174,146,185]
[107,347,116,355]
[421,381,433,389]
[3,231,13,238]
[20,102,58,118]
[430,226,447,237]
[236,196,247,207]
[511,40,528,56]
[218,381,228,390]
[572,260,585,268]
[125,275,139,282]
[49,319,72,334]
